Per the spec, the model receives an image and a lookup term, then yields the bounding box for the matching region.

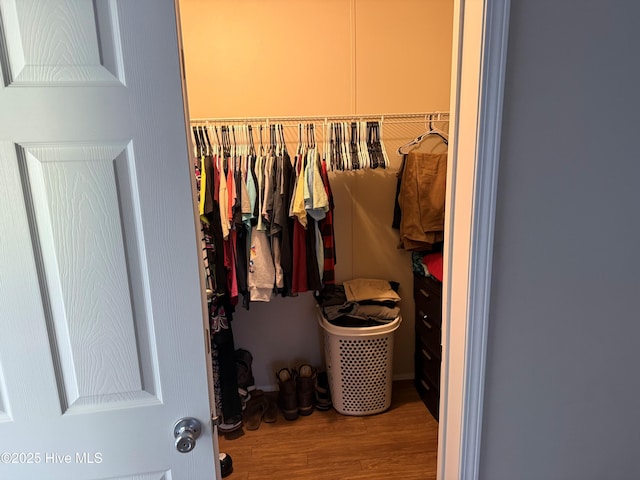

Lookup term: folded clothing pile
[412,251,443,282]
[315,278,401,327]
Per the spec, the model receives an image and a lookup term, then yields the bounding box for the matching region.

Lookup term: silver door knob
[173,417,202,453]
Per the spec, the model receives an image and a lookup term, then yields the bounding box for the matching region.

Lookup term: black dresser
[413,273,442,421]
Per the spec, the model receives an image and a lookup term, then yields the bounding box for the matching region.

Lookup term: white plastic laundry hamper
[318,310,401,416]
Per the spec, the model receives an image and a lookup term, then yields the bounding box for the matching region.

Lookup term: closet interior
[179,0,453,435]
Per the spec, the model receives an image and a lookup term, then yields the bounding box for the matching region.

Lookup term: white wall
[479,1,640,479]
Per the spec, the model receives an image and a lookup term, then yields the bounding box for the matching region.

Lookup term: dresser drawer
[413,274,442,302]
[414,276,442,327]
[415,376,440,421]
[416,309,441,354]
[415,296,441,330]
[416,340,441,387]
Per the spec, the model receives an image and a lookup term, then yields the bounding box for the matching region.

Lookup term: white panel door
[0,1,217,479]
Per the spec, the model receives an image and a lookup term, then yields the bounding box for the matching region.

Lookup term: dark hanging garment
[250,156,259,226]
[203,156,228,296]
[202,154,216,217]
[392,154,407,230]
[194,135,241,431]
[262,153,276,231]
[233,166,249,307]
[274,149,295,295]
[210,297,242,428]
[305,218,322,291]
[318,158,336,285]
[291,153,309,294]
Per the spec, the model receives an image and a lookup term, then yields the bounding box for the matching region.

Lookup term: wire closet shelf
[190,111,449,127]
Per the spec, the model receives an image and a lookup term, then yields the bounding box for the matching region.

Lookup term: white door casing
[0,1,216,479]
[438,0,510,478]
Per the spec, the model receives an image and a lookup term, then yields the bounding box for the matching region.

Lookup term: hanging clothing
[291,152,309,294]
[219,160,230,240]
[272,148,295,295]
[234,166,249,306]
[194,122,340,305]
[305,218,322,291]
[203,156,227,296]
[291,154,308,227]
[318,158,336,285]
[395,152,447,251]
[248,226,276,301]
[304,147,329,221]
[209,298,242,428]
[255,155,266,231]
[195,147,241,428]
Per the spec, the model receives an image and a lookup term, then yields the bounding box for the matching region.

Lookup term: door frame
[173,2,222,479]
[172,0,512,478]
[439,0,511,478]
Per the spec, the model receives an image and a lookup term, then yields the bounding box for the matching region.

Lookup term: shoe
[314,371,332,411]
[297,364,316,416]
[236,348,256,394]
[243,390,268,431]
[263,394,278,423]
[276,368,298,421]
[217,416,242,434]
[219,452,233,478]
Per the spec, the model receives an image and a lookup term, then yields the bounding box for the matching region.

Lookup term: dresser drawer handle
[421,349,432,361]
[419,288,430,299]
[420,379,431,391]
[420,315,433,330]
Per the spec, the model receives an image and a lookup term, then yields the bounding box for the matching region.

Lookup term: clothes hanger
[311,124,316,149]
[340,123,348,170]
[248,125,256,157]
[231,126,237,168]
[379,117,390,168]
[222,126,231,171]
[203,124,213,156]
[192,126,201,157]
[331,123,339,170]
[213,126,222,168]
[335,122,343,171]
[279,124,287,155]
[337,122,347,171]
[397,114,448,155]
[241,125,246,172]
[363,122,371,169]
[206,124,217,157]
[372,121,385,169]
[198,126,208,157]
[349,121,359,170]
[268,124,272,155]
[356,121,366,169]
[426,114,449,145]
[322,120,328,164]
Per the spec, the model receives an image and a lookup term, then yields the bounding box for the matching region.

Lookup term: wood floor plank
[218,380,438,479]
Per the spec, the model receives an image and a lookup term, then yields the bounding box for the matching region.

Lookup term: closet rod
[190,111,449,125]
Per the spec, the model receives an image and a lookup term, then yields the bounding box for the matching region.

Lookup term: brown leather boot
[276,368,298,420]
[297,364,317,416]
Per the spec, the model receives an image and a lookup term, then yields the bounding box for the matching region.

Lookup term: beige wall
[179,0,453,388]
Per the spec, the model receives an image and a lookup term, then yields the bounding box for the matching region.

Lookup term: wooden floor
[218,380,438,480]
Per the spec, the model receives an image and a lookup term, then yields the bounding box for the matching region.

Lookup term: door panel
[0,0,122,85]
[0,1,216,478]
[18,142,161,413]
